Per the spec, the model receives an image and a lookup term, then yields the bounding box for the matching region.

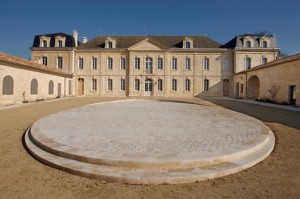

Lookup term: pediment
[129,38,166,51]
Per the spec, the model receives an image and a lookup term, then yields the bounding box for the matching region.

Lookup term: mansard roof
[76,35,221,49]
[222,34,276,49]
[32,33,80,48]
[0,52,71,77]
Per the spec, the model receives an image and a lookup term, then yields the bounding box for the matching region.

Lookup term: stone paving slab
[24,99,275,184]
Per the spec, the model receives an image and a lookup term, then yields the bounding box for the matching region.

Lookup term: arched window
[30,79,38,95]
[2,75,14,95]
[48,80,54,95]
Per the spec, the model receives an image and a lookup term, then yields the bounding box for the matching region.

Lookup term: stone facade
[30,32,279,98]
[234,54,300,106]
[0,52,73,105]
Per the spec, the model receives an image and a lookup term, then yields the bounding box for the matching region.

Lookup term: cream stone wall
[234,51,278,73]
[0,62,73,105]
[31,50,75,74]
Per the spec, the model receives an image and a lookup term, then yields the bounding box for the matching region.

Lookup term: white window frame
[158,79,163,91]
[120,78,126,91]
[172,57,177,70]
[92,57,97,70]
[92,78,97,91]
[120,57,126,70]
[134,57,140,70]
[204,57,209,70]
[185,57,191,70]
[134,79,140,91]
[57,56,63,69]
[107,57,113,70]
[79,57,84,70]
[157,57,163,70]
[107,78,113,91]
[172,79,177,91]
[185,79,191,91]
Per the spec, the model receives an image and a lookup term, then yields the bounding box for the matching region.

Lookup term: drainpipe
[245,72,248,99]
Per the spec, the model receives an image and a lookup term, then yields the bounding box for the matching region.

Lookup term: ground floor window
[120,78,125,91]
[135,79,140,91]
[204,79,209,91]
[185,79,191,91]
[107,79,113,91]
[172,79,177,91]
[92,79,97,91]
[158,79,163,91]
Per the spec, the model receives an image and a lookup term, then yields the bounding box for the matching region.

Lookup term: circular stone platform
[24,99,275,184]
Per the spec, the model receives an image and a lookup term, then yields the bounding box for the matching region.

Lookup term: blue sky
[0,0,299,59]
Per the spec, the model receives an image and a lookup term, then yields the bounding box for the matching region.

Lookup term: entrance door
[223,79,230,96]
[144,79,153,96]
[78,78,84,96]
[289,85,296,105]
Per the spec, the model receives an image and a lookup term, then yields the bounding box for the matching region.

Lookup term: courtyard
[0,97,299,198]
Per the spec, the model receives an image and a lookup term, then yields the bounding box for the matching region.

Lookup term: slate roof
[32,32,80,48]
[76,35,222,49]
[222,34,276,49]
[0,51,71,77]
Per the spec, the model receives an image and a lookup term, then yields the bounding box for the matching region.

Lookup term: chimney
[82,37,88,44]
[73,30,78,47]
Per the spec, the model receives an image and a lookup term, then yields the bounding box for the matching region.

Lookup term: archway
[48,80,54,95]
[2,75,14,95]
[248,76,260,99]
[30,79,38,95]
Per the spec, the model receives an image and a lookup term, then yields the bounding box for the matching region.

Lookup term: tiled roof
[0,52,71,76]
[236,53,300,74]
[76,35,222,49]
[32,32,80,48]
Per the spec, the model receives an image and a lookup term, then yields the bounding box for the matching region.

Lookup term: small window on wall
[107,78,113,91]
[79,58,84,70]
[135,57,140,69]
[107,57,113,69]
[158,79,163,91]
[204,57,209,70]
[157,57,163,69]
[92,57,97,70]
[42,56,47,66]
[204,79,209,91]
[120,78,126,91]
[120,57,126,70]
[172,79,177,91]
[92,79,97,91]
[185,79,191,91]
[185,57,191,70]
[135,79,140,91]
[245,57,251,69]
[172,57,177,70]
[57,56,63,69]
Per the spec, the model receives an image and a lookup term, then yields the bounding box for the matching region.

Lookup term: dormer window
[105,37,117,48]
[262,41,267,48]
[259,36,269,48]
[183,37,193,49]
[246,41,251,48]
[55,36,66,47]
[39,36,50,47]
[243,36,253,48]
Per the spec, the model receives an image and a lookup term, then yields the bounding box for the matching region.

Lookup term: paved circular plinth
[25,99,275,184]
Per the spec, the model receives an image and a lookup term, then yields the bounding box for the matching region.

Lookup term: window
[108,41,113,48]
[223,58,229,71]
[2,75,14,95]
[185,79,191,91]
[92,57,97,70]
[92,79,97,91]
[120,57,126,70]
[157,57,163,69]
[30,79,38,95]
[204,79,209,91]
[134,79,140,91]
[135,57,140,69]
[186,41,191,48]
[158,79,163,91]
[120,78,126,91]
[57,56,63,69]
[185,57,191,70]
[79,58,84,70]
[48,80,54,95]
[172,79,177,91]
[58,40,63,47]
[43,40,47,47]
[107,57,113,69]
[42,56,47,66]
[172,57,177,70]
[204,57,209,70]
[245,57,251,69]
[107,79,113,90]
[262,57,268,64]
[145,57,153,73]
[246,41,251,48]
[262,41,268,48]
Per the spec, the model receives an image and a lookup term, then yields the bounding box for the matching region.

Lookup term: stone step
[24,128,275,184]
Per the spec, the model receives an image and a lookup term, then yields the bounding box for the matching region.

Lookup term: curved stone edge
[28,99,272,169]
[24,128,275,185]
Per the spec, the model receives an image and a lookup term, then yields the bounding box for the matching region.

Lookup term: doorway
[78,78,84,96]
[289,85,296,105]
[223,79,230,96]
[144,79,153,96]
